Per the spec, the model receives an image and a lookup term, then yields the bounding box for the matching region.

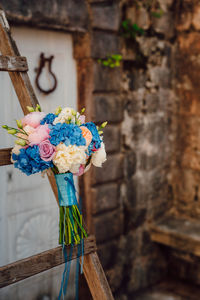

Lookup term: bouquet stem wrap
[55,173,87,245]
[55,173,87,299]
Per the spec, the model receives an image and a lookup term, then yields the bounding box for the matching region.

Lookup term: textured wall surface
[2,0,200,299]
[171,0,200,219]
[89,1,176,298]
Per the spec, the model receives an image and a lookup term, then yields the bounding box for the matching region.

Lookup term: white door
[0,26,77,299]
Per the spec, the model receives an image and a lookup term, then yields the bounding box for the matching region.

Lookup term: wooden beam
[0,11,39,114]
[0,148,12,166]
[0,235,97,288]
[83,252,114,300]
[150,216,200,257]
[0,55,28,71]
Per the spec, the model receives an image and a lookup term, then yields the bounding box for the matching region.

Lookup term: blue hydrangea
[81,122,102,155]
[12,145,53,176]
[40,113,56,125]
[49,123,86,146]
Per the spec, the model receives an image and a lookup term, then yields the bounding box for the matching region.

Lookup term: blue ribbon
[56,173,85,300]
[55,173,77,207]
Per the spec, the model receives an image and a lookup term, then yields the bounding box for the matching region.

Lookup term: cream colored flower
[23,125,35,135]
[16,125,35,141]
[11,145,23,163]
[53,107,78,124]
[53,143,87,174]
[91,142,106,167]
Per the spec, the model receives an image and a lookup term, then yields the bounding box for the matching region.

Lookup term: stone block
[124,151,137,178]
[127,70,147,91]
[176,11,192,31]
[91,3,120,31]
[141,230,160,256]
[177,89,200,116]
[139,152,159,171]
[126,6,150,30]
[97,235,125,270]
[177,116,200,172]
[149,66,171,89]
[92,153,124,184]
[123,89,145,117]
[125,168,168,217]
[91,31,120,58]
[1,0,89,31]
[148,118,167,146]
[127,256,166,294]
[152,12,174,39]
[94,209,123,243]
[124,229,141,258]
[103,125,121,153]
[127,261,148,293]
[192,4,200,30]
[124,205,147,231]
[92,182,120,214]
[94,94,123,123]
[173,168,200,218]
[93,62,121,92]
[145,93,159,113]
[178,32,200,54]
[158,88,176,112]
[106,264,124,293]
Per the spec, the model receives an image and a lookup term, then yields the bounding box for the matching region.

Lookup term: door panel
[0,27,77,268]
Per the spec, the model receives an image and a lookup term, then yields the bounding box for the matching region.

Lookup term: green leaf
[103,61,109,66]
[151,9,164,18]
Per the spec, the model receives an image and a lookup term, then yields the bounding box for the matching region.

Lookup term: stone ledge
[150,216,200,257]
[133,279,200,300]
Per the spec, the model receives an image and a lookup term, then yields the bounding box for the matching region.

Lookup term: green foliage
[121,20,145,40]
[98,54,122,68]
[151,9,164,18]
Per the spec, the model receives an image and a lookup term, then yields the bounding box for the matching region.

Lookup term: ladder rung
[0,55,28,72]
[0,235,97,288]
[0,148,12,166]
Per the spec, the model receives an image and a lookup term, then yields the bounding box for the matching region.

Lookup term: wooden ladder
[0,9,114,300]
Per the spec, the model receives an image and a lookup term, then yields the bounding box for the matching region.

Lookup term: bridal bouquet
[2,105,107,246]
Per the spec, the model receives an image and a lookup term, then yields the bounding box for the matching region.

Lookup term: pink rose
[74,164,85,176]
[39,140,55,162]
[21,112,46,128]
[28,124,50,145]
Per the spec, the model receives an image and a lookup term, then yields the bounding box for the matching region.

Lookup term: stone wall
[90,1,177,298]
[1,0,194,298]
[171,0,200,219]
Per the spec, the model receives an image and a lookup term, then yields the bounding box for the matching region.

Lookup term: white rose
[69,164,81,174]
[53,107,79,125]
[53,143,87,174]
[91,142,107,167]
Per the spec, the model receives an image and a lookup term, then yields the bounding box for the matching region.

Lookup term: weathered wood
[0,148,12,166]
[0,235,97,288]
[47,170,59,205]
[83,252,114,300]
[0,10,38,113]
[150,216,200,256]
[0,55,28,71]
